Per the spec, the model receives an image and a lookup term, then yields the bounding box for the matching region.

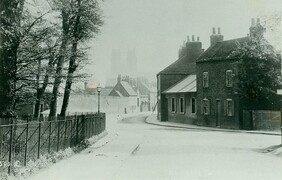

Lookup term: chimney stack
[257,18,260,24]
[212,27,216,34]
[210,27,224,46]
[187,36,190,42]
[218,27,221,34]
[117,74,121,83]
[249,18,264,39]
[192,35,195,42]
[210,27,223,46]
[197,37,200,41]
[251,18,255,26]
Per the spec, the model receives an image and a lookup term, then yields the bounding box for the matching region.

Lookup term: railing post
[91,114,94,136]
[24,116,29,166]
[70,116,74,147]
[37,116,42,159]
[64,117,67,149]
[76,115,79,145]
[57,117,60,152]
[8,118,14,174]
[48,119,52,154]
[81,114,85,141]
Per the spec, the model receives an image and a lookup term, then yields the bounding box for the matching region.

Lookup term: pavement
[145,113,282,136]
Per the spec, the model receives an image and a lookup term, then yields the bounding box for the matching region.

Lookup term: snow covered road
[27,114,282,180]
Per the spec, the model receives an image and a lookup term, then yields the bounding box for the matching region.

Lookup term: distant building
[109,75,157,113]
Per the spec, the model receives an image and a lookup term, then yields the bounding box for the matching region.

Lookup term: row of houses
[157,18,281,130]
[84,75,157,114]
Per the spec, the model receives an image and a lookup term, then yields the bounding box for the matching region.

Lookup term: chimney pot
[257,18,260,24]
[197,37,200,41]
[192,35,195,41]
[218,27,221,34]
[212,27,216,34]
[251,18,255,26]
[187,36,190,42]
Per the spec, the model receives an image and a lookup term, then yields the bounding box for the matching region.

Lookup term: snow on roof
[115,90,123,97]
[120,82,137,96]
[162,75,196,94]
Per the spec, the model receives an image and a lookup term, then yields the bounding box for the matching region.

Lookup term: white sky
[84,0,282,85]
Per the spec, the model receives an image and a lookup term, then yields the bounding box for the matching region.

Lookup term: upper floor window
[171,98,176,113]
[226,99,234,116]
[226,70,233,87]
[202,98,210,115]
[191,98,196,114]
[180,97,185,114]
[203,72,209,88]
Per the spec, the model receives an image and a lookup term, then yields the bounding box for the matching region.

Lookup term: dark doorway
[216,100,221,127]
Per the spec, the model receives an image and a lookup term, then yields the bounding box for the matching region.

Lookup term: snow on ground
[26,113,282,180]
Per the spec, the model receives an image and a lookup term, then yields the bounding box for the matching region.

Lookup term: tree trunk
[0,0,25,119]
[60,41,78,117]
[49,10,70,118]
[34,55,55,119]
[60,0,81,117]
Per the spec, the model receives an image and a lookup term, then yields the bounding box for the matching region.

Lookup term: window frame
[171,97,176,113]
[202,98,210,115]
[226,70,233,87]
[179,97,185,114]
[191,97,196,114]
[203,72,209,88]
[226,99,234,116]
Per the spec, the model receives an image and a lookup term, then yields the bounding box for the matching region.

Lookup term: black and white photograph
[0,0,282,179]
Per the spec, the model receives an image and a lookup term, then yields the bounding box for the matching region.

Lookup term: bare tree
[48,0,74,118]
[60,0,103,116]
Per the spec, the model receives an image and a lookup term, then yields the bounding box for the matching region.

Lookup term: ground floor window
[226,99,234,116]
[202,98,210,115]
[171,98,176,113]
[191,98,196,114]
[180,97,185,114]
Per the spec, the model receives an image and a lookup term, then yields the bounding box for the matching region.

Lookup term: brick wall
[196,59,241,129]
[166,93,197,124]
[157,74,188,121]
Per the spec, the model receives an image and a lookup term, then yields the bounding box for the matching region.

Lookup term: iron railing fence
[0,113,106,175]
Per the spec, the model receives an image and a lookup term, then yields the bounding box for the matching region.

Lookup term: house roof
[197,37,249,62]
[120,82,137,96]
[162,75,196,94]
[158,55,196,75]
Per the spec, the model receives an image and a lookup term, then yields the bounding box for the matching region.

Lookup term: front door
[216,100,221,127]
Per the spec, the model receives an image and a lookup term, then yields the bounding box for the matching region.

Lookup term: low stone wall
[252,110,281,130]
[243,110,281,130]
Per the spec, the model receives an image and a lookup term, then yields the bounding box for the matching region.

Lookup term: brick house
[196,19,280,129]
[162,75,197,124]
[157,18,280,129]
[157,35,202,121]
